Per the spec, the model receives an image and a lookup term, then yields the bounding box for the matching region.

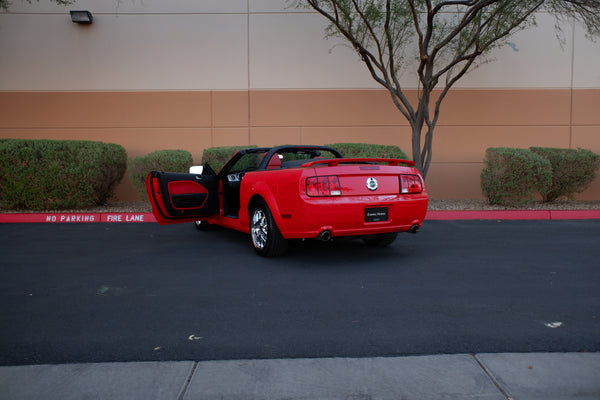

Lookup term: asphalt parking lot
[1,219,600,399]
[1,220,599,366]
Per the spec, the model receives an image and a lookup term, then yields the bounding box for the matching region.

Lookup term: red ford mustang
[146,145,428,256]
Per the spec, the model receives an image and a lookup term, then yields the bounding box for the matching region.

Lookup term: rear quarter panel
[238,168,307,229]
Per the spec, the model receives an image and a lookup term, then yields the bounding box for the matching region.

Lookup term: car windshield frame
[219,146,343,176]
[256,145,343,170]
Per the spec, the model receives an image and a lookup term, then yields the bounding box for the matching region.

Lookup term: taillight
[306,176,342,197]
[400,175,423,194]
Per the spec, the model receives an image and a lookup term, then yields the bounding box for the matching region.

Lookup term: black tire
[363,232,398,247]
[250,200,288,257]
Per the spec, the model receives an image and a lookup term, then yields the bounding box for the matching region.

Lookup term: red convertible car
[146,145,428,256]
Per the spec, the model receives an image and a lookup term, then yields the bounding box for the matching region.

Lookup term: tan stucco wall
[1,89,599,201]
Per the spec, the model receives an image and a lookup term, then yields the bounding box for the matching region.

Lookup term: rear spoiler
[301,158,416,168]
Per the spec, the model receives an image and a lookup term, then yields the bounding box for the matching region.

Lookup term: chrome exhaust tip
[317,230,332,242]
[408,224,420,234]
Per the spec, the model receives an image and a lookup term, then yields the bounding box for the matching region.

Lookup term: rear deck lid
[303,158,420,196]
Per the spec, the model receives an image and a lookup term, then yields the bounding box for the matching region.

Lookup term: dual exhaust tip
[409,224,420,234]
[317,230,332,242]
[317,224,420,242]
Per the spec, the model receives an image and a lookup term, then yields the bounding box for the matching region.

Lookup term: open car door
[146,171,219,225]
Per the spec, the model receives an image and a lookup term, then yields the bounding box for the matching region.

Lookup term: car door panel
[146,171,219,225]
[168,180,209,209]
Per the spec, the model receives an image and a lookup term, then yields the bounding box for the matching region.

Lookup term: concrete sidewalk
[1,353,599,400]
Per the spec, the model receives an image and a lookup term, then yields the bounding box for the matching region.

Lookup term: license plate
[365,207,388,222]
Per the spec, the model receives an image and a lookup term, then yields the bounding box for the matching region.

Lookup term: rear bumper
[276,194,428,239]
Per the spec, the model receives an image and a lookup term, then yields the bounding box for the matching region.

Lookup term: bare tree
[296,0,600,178]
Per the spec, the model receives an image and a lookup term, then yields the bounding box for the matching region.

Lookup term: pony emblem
[366,177,378,191]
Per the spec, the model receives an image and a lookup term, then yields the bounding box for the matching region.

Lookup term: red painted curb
[100,213,156,223]
[426,210,600,221]
[426,210,550,220]
[0,213,156,223]
[1,210,599,223]
[549,210,600,220]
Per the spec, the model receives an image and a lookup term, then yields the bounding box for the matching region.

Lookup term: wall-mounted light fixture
[70,10,93,24]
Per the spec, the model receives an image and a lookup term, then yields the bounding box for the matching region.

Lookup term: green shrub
[481,147,552,206]
[0,139,127,210]
[128,149,193,200]
[530,147,600,202]
[201,145,256,173]
[326,142,408,159]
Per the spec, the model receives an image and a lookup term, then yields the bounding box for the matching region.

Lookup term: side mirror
[189,165,204,175]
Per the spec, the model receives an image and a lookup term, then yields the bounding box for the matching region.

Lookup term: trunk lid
[305,159,421,196]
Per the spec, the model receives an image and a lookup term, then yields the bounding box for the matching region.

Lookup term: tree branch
[430,0,499,59]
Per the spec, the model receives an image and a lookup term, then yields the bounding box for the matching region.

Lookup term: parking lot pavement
[1,353,599,400]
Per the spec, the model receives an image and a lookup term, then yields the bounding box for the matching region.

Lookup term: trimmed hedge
[128,149,194,200]
[0,139,127,210]
[326,142,408,159]
[201,145,256,173]
[481,147,552,206]
[530,147,600,202]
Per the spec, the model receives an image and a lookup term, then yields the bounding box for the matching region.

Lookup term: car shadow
[189,224,417,268]
[286,237,412,265]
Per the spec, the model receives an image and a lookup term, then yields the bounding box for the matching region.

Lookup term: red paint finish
[145,146,429,242]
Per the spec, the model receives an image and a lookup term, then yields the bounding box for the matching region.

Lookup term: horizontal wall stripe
[1,88,598,201]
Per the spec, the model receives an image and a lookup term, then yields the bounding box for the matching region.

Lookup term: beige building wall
[1,1,599,201]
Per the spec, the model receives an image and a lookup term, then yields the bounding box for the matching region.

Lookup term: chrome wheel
[251,207,268,250]
[249,200,288,257]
